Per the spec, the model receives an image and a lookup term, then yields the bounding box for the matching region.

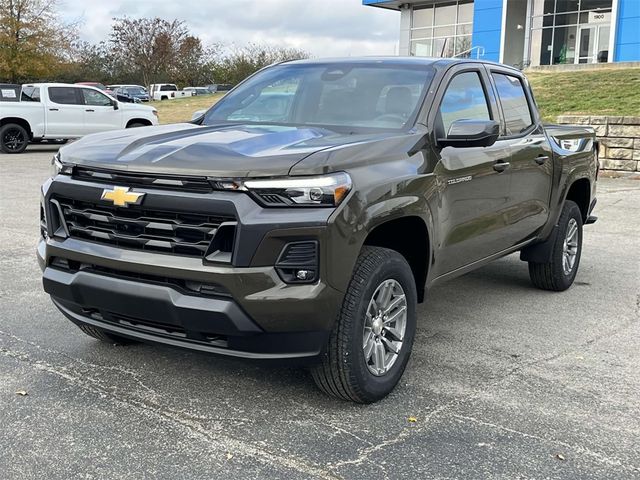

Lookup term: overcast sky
[60,0,400,57]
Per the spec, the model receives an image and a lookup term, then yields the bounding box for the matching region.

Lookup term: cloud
[60,0,400,57]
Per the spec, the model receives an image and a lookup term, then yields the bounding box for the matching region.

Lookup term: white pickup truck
[0,83,159,154]
[149,84,195,101]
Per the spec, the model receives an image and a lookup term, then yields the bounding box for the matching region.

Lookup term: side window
[48,87,81,105]
[438,71,491,135]
[21,87,40,102]
[82,88,112,107]
[492,73,534,136]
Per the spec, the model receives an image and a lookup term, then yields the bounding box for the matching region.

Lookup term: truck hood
[59,123,402,178]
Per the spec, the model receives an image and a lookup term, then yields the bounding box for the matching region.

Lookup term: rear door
[429,64,514,276]
[487,68,553,240]
[81,87,122,133]
[45,86,86,137]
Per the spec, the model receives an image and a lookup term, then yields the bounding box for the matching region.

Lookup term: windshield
[127,87,146,95]
[203,62,435,131]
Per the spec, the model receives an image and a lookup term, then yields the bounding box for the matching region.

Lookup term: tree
[212,44,309,85]
[57,41,114,83]
[110,17,188,88]
[174,36,219,87]
[0,0,77,82]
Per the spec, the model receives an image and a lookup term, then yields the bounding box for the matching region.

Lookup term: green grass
[152,68,640,125]
[150,94,225,125]
[527,68,640,121]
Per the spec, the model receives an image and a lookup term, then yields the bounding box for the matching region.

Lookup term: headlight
[51,153,72,176]
[556,138,583,152]
[212,172,352,207]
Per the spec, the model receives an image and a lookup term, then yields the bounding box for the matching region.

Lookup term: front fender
[324,174,436,293]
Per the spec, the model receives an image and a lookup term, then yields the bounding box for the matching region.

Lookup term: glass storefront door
[528,0,613,66]
[577,24,610,63]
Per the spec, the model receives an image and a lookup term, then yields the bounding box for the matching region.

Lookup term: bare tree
[110,17,188,88]
[0,0,77,82]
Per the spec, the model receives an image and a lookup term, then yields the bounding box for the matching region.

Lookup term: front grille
[81,308,228,348]
[73,167,213,193]
[55,196,235,257]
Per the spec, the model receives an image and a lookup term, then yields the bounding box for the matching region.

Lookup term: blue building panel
[615,0,640,62]
[472,0,503,62]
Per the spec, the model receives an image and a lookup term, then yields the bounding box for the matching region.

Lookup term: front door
[431,67,514,276]
[80,88,122,134]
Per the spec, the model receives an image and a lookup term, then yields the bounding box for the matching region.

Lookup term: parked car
[113,86,150,103]
[39,58,598,402]
[183,87,213,96]
[214,83,234,92]
[0,83,158,153]
[149,83,194,101]
[75,82,114,96]
[205,84,218,93]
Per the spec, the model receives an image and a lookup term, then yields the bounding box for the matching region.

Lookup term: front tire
[528,200,583,291]
[0,123,29,154]
[311,247,417,403]
[126,122,147,129]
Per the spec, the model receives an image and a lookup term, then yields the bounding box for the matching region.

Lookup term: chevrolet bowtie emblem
[101,186,145,207]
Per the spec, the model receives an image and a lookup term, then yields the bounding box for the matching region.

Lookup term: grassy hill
[151,67,640,125]
[527,67,640,122]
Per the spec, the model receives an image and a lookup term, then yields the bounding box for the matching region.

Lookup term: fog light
[295,270,311,281]
[275,241,319,284]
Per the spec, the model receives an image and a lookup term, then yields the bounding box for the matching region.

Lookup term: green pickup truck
[39,58,598,403]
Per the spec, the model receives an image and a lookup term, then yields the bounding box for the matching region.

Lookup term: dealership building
[363,0,640,67]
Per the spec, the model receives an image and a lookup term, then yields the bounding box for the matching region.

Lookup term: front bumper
[38,175,346,360]
[38,238,341,360]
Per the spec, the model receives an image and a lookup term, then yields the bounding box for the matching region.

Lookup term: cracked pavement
[1,146,639,479]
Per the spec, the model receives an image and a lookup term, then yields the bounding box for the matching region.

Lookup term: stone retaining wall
[556,115,640,173]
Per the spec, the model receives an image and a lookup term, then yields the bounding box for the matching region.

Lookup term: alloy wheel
[562,218,579,275]
[362,279,407,376]
[2,128,26,151]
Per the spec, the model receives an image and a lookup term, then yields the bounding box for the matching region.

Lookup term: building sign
[588,11,611,24]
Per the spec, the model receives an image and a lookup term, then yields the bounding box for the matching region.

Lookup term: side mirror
[438,119,500,148]
[112,99,119,110]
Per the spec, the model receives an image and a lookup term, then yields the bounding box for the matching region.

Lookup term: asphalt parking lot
[1,145,639,479]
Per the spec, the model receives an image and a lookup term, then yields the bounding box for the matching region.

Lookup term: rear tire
[77,324,138,345]
[311,246,417,403]
[528,200,583,291]
[0,123,29,154]
[126,122,147,128]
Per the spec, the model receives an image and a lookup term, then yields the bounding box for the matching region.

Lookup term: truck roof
[22,82,103,88]
[280,56,522,74]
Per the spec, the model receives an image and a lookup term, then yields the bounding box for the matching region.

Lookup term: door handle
[493,160,510,173]
[49,108,59,111]
[535,155,549,165]
[85,109,95,112]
